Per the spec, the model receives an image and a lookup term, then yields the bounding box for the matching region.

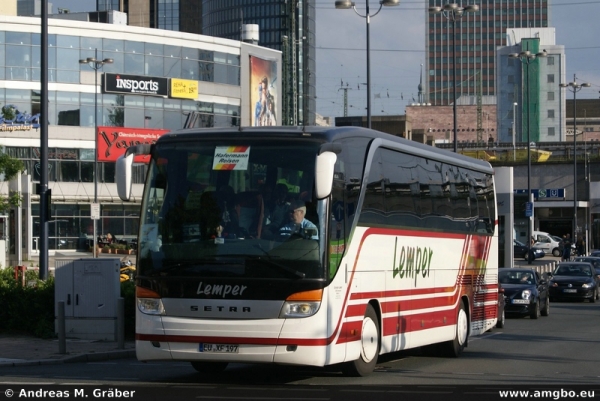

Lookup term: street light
[560,74,591,244]
[509,49,546,263]
[335,0,400,129]
[429,2,479,153]
[79,49,113,258]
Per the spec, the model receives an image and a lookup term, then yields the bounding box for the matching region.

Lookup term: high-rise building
[496,28,565,144]
[426,0,549,106]
[97,0,201,33]
[17,0,51,15]
[202,0,316,126]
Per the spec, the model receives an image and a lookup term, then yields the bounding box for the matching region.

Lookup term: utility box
[55,258,120,340]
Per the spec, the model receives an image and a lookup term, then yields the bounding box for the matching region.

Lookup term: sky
[52,0,600,121]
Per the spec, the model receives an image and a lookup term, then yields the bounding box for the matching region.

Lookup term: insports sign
[104,73,168,97]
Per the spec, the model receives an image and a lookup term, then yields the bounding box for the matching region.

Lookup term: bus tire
[190,361,228,375]
[341,304,380,377]
[441,302,468,357]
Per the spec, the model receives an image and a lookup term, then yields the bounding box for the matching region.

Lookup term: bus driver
[279,200,318,240]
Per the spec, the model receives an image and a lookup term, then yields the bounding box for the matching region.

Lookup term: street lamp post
[512,102,518,161]
[429,3,479,153]
[335,0,400,129]
[79,49,113,258]
[560,75,591,244]
[509,49,546,264]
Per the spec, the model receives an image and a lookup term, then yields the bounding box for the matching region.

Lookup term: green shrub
[0,267,56,338]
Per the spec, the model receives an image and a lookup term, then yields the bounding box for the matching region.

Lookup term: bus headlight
[136,286,165,315]
[280,301,321,318]
[137,298,165,315]
[279,289,323,318]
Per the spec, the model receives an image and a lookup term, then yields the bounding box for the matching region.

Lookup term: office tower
[202,0,316,126]
[16,0,52,15]
[497,28,565,144]
[426,0,549,106]
[97,0,201,33]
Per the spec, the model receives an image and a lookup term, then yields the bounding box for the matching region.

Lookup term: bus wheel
[342,304,380,377]
[441,302,468,357]
[190,361,228,375]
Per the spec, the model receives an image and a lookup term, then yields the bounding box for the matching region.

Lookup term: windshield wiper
[254,244,305,279]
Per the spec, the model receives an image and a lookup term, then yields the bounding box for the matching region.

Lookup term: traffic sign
[514,188,565,199]
[91,203,100,220]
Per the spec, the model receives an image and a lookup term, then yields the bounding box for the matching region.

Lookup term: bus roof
[158,126,494,174]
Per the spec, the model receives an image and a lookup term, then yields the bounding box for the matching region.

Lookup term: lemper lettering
[392,238,433,286]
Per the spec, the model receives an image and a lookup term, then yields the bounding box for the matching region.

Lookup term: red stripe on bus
[136,333,328,346]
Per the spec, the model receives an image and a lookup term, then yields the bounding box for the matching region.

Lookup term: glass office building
[427,0,549,106]
[0,15,279,254]
[202,0,316,126]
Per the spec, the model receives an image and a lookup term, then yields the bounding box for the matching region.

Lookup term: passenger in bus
[279,200,318,240]
[216,185,239,238]
[262,183,290,239]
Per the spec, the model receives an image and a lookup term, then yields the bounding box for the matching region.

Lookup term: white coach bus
[116,126,499,376]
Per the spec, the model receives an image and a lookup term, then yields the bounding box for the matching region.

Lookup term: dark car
[571,257,600,300]
[499,268,550,319]
[548,262,598,302]
[513,239,545,260]
[589,250,600,257]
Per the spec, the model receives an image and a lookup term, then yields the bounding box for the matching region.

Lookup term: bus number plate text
[199,343,239,353]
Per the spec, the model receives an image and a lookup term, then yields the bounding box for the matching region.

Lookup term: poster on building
[250,55,278,126]
[97,126,170,163]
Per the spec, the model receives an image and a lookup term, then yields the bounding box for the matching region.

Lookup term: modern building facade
[426,0,549,106]
[0,15,280,260]
[202,0,316,126]
[496,28,565,144]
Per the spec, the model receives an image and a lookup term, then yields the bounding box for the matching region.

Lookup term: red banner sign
[97,126,170,163]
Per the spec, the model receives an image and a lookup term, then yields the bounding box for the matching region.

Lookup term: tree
[1,105,17,122]
[0,147,24,213]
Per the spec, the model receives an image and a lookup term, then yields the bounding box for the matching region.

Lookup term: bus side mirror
[116,144,152,201]
[315,151,337,199]
[116,153,134,201]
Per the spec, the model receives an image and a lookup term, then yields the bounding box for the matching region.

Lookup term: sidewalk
[0,334,136,367]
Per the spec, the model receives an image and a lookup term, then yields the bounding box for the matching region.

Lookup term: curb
[0,350,135,367]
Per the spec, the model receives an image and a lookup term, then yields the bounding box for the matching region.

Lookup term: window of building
[548,127,555,136]
[547,74,554,83]
[547,91,555,101]
[547,109,555,118]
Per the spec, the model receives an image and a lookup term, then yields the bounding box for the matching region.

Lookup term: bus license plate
[199,343,239,353]
[563,289,577,293]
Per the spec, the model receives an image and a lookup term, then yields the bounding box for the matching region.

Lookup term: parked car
[589,250,600,257]
[513,239,545,260]
[548,262,598,302]
[499,268,550,319]
[532,231,562,257]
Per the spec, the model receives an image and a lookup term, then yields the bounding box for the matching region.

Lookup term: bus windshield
[137,139,326,280]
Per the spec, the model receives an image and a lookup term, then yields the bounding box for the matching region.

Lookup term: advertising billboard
[250,55,278,126]
[171,78,198,99]
[97,126,170,163]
